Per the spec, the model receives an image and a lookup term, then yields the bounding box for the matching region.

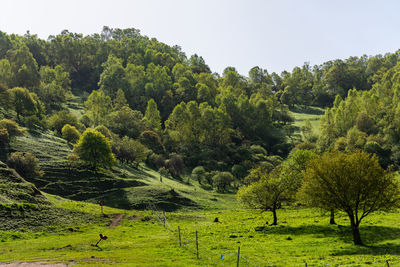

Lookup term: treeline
[2,27,400,188]
[0,27,292,189]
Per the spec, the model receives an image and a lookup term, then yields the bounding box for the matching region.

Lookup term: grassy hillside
[290,105,325,136]
[9,129,237,211]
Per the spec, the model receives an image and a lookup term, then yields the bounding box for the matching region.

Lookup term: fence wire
[147,204,265,267]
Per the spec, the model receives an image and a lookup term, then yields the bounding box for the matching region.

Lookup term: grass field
[290,105,325,137]
[1,200,400,266]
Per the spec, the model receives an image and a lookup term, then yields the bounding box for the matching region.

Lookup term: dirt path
[109,213,125,227]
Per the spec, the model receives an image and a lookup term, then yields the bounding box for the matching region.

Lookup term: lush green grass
[1,204,400,266]
[290,105,325,138]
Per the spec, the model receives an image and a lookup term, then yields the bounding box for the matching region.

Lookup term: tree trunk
[349,215,363,245]
[271,205,278,225]
[330,209,336,225]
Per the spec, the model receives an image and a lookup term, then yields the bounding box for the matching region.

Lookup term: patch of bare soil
[109,213,125,227]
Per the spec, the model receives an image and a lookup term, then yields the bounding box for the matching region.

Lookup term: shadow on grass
[289,105,325,115]
[257,224,400,247]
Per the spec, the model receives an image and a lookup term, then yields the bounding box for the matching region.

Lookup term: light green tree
[74,129,115,169]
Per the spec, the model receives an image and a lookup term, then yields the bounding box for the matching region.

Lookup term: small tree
[238,167,288,225]
[192,166,206,184]
[212,171,234,192]
[61,124,81,144]
[7,152,43,179]
[299,151,400,245]
[74,129,115,169]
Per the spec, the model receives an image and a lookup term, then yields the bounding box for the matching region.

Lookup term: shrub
[165,153,185,177]
[61,124,81,144]
[212,171,234,192]
[192,166,206,184]
[7,152,44,179]
[47,110,81,134]
[0,119,24,137]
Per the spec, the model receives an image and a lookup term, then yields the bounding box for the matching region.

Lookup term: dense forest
[1,26,400,186]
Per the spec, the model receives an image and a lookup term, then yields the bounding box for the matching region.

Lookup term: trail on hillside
[109,213,125,227]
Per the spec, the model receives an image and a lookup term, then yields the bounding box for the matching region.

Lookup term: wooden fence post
[237,246,240,267]
[196,230,199,259]
[163,211,166,228]
[178,226,181,246]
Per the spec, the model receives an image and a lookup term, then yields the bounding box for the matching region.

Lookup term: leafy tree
[0,119,24,137]
[165,153,185,177]
[138,130,165,154]
[113,89,128,110]
[212,171,234,192]
[84,90,112,126]
[7,152,43,179]
[47,110,81,134]
[98,54,127,98]
[143,98,162,132]
[0,59,14,88]
[74,129,115,169]
[106,106,145,138]
[6,45,40,89]
[8,87,38,122]
[61,124,81,144]
[280,149,318,196]
[112,135,149,165]
[238,167,288,225]
[191,166,206,184]
[299,151,400,245]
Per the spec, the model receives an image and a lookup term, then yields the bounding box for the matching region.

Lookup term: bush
[0,119,24,137]
[212,171,234,192]
[47,110,81,134]
[7,152,44,179]
[147,153,165,169]
[61,124,81,144]
[192,166,206,184]
[165,153,185,177]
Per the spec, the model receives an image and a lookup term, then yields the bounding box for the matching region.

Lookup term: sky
[1,0,400,76]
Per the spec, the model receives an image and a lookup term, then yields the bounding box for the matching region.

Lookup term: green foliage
[138,130,164,154]
[112,135,150,165]
[74,129,115,169]
[61,124,80,144]
[7,152,43,179]
[165,153,185,177]
[0,119,24,138]
[8,87,39,121]
[143,98,162,132]
[84,90,112,126]
[47,110,81,134]
[94,125,112,140]
[106,106,145,138]
[191,166,206,184]
[36,65,71,110]
[238,167,288,225]
[212,171,234,192]
[299,150,400,245]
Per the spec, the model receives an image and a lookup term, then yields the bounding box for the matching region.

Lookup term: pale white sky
[2,0,400,75]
